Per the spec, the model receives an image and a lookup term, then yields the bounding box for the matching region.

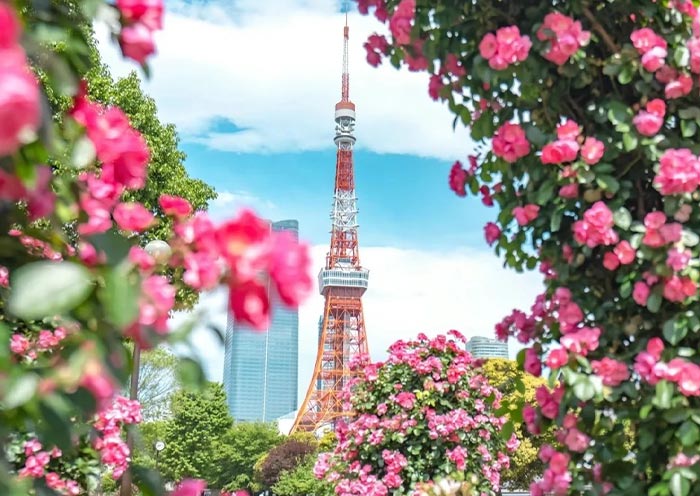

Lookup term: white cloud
[209,189,277,221]
[176,245,543,401]
[96,1,473,159]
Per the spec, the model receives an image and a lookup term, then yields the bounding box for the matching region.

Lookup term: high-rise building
[465,336,509,360]
[223,220,299,422]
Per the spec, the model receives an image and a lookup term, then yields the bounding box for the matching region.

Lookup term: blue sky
[100,0,543,396]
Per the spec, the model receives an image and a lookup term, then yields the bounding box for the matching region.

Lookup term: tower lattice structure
[291,18,369,434]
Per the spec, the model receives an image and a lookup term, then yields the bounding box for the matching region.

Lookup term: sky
[99,0,544,405]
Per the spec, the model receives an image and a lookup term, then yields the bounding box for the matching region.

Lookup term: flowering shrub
[359,0,700,494]
[315,332,518,495]
[0,1,310,494]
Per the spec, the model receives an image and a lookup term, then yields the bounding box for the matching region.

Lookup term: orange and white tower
[291,16,369,434]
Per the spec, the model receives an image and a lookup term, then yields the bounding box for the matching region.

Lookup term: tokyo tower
[291,15,369,434]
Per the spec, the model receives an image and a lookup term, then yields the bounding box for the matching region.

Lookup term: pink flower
[159,194,192,218]
[665,74,693,99]
[0,3,20,49]
[631,28,667,57]
[572,201,619,248]
[676,361,700,396]
[689,36,700,74]
[479,26,532,70]
[675,204,692,222]
[546,348,569,369]
[581,137,605,164]
[0,265,8,288]
[229,280,270,330]
[216,209,271,281]
[113,202,155,232]
[389,0,415,45]
[563,428,590,452]
[268,231,313,307]
[524,348,542,376]
[138,275,176,332]
[633,281,651,306]
[394,391,416,409]
[128,246,155,272]
[80,364,116,405]
[444,54,466,78]
[540,140,579,164]
[633,99,666,136]
[364,34,389,67]
[183,252,221,290]
[641,46,668,72]
[603,252,620,271]
[512,204,540,226]
[654,148,700,195]
[614,241,636,265]
[428,74,444,100]
[492,123,530,163]
[116,0,164,31]
[10,334,30,355]
[560,326,601,356]
[0,51,41,156]
[535,385,563,419]
[667,247,691,272]
[559,183,578,199]
[484,222,501,246]
[119,23,156,64]
[537,12,590,65]
[557,120,580,140]
[591,358,630,386]
[446,446,467,471]
[448,161,467,196]
[172,480,207,496]
[663,275,697,302]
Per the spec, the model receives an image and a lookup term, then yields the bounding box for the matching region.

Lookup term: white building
[465,336,509,359]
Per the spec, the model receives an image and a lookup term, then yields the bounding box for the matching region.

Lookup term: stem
[582,6,620,54]
[636,179,647,217]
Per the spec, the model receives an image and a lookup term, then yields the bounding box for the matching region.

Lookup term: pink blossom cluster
[389,0,415,45]
[318,332,513,495]
[530,447,573,496]
[364,34,390,67]
[512,204,539,226]
[17,439,80,495]
[556,414,591,453]
[642,211,682,248]
[10,327,68,360]
[591,357,630,387]
[631,28,668,73]
[93,396,142,479]
[537,12,591,66]
[572,201,619,248]
[116,0,164,64]
[484,222,501,246]
[657,65,694,99]
[654,148,700,195]
[635,338,700,396]
[0,4,41,157]
[429,55,466,101]
[356,0,388,23]
[633,99,666,136]
[492,122,530,163]
[478,26,532,71]
[541,119,604,166]
[0,164,56,220]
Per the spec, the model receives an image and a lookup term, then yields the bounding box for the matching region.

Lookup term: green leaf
[681,119,697,138]
[524,124,548,148]
[2,373,39,409]
[8,262,94,320]
[501,421,514,440]
[623,132,638,151]
[608,101,632,125]
[677,421,700,447]
[550,209,563,232]
[617,65,634,85]
[653,380,674,409]
[573,375,597,402]
[613,207,632,230]
[100,264,140,329]
[682,230,699,247]
[177,357,207,390]
[679,107,700,120]
[88,230,133,266]
[674,46,691,67]
[596,174,620,194]
[671,471,691,496]
[647,292,662,313]
[663,318,688,346]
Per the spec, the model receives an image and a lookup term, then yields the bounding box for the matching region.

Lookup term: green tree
[272,454,329,496]
[160,382,233,483]
[481,358,553,490]
[258,436,317,489]
[214,422,283,492]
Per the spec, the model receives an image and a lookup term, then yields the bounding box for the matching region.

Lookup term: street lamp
[154,440,165,472]
[119,240,172,496]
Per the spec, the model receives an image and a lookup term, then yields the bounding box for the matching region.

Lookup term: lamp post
[154,440,165,472]
[119,240,172,496]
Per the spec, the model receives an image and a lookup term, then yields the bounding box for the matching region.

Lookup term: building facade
[465,336,509,360]
[223,220,299,422]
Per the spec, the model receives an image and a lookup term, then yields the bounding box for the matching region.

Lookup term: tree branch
[582,6,620,54]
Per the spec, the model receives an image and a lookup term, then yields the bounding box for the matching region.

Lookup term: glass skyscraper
[465,336,509,360]
[223,220,299,422]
